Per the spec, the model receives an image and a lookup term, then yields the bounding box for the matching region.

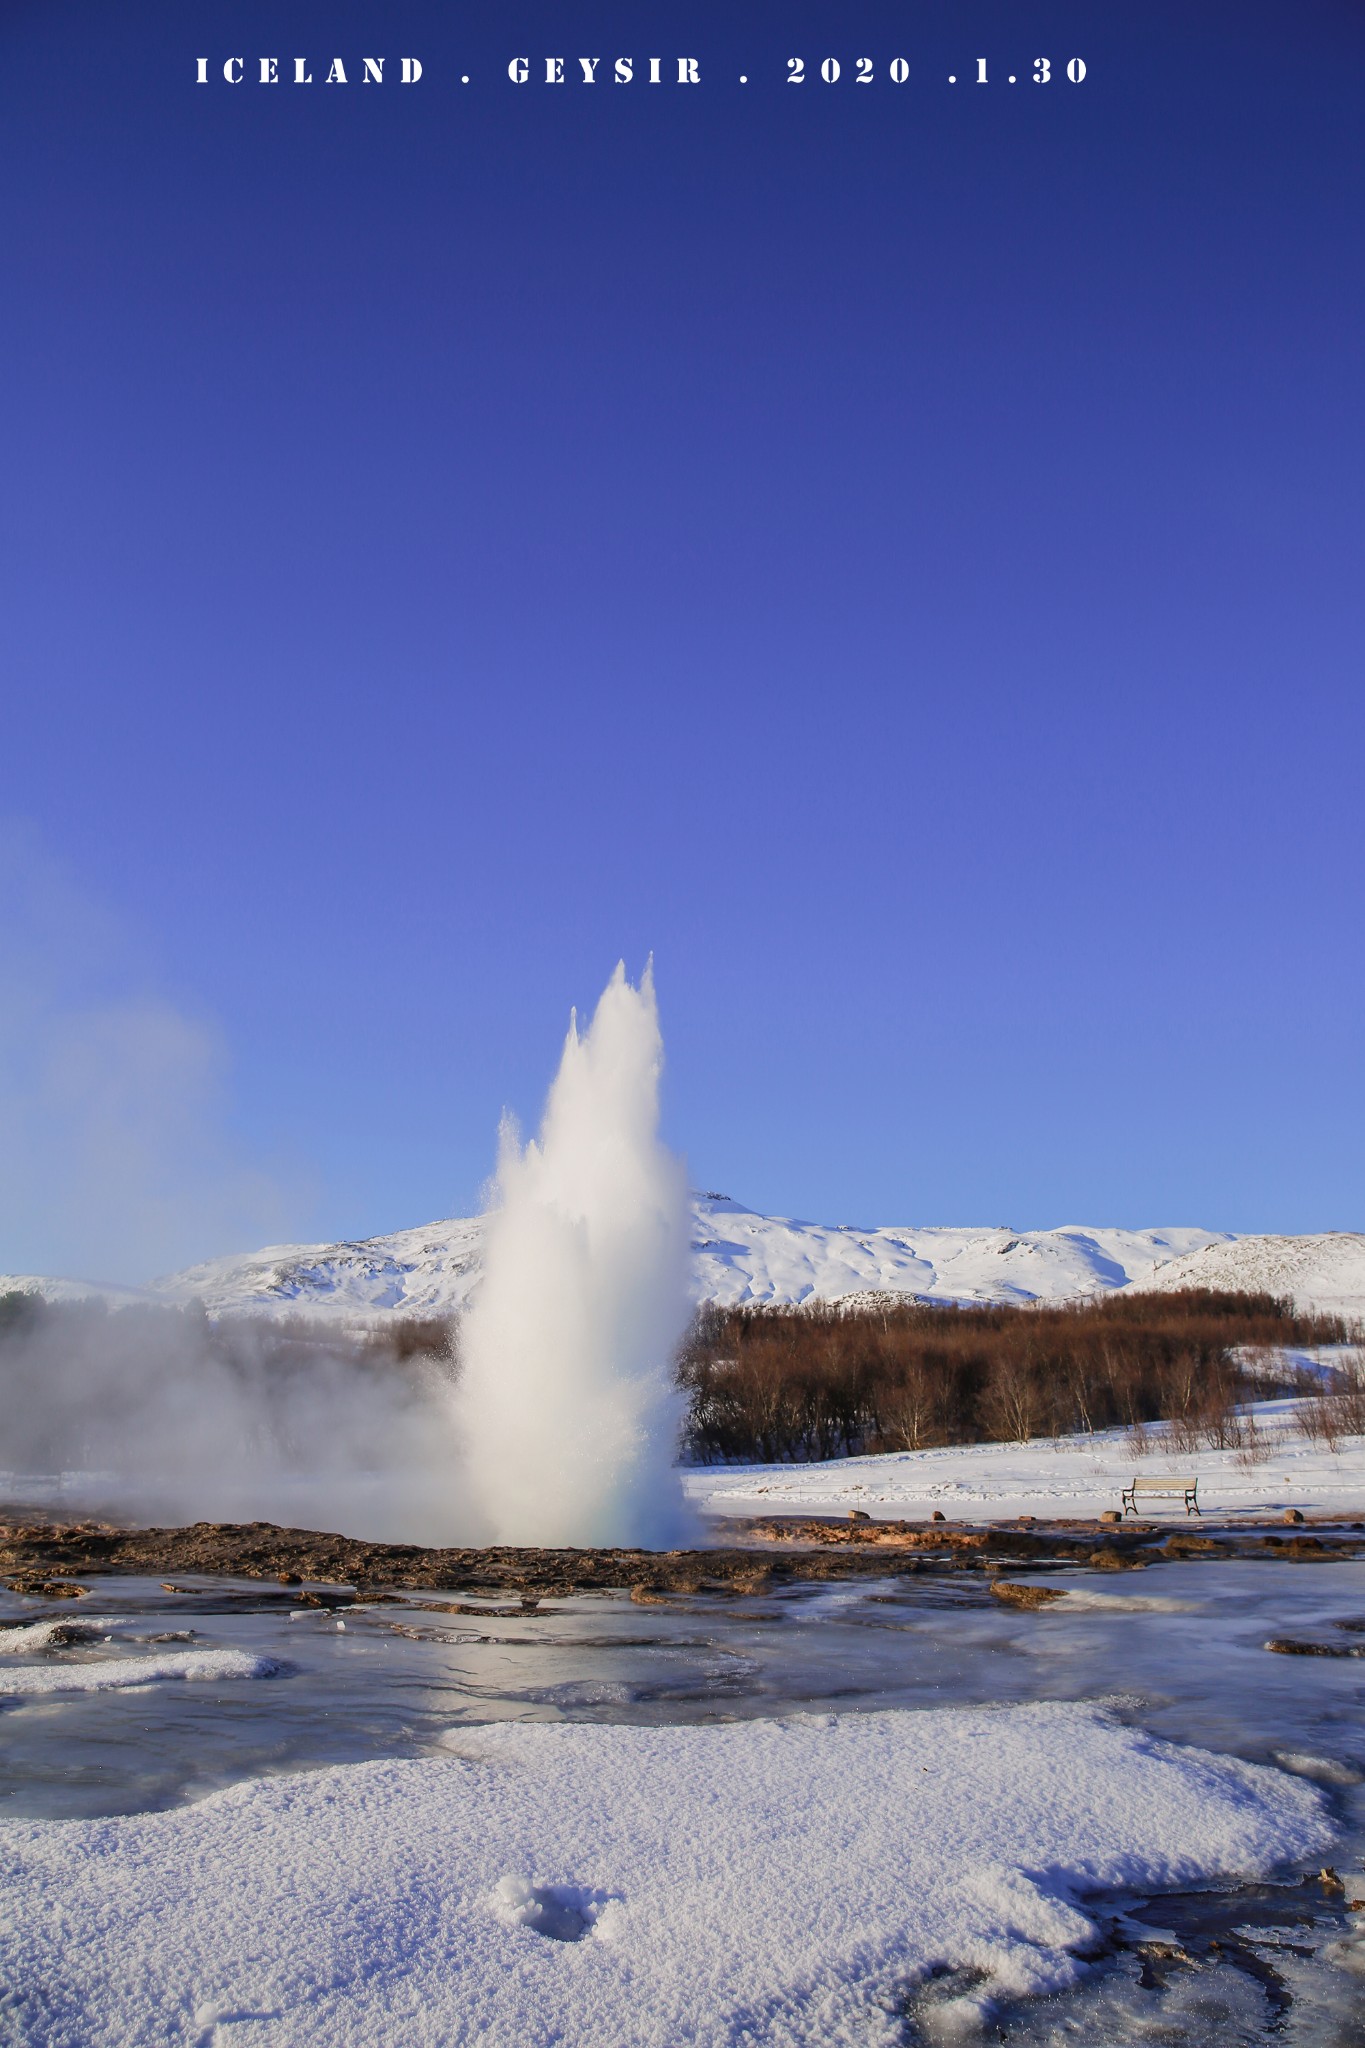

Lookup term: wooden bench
[1121,1475,1200,1517]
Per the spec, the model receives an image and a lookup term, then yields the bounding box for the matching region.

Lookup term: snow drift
[0,1703,1331,2046]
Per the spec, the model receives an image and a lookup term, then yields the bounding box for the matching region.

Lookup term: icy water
[3,1558,1363,2044]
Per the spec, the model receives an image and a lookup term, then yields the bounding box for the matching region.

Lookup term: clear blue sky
[1,1,1362,1279]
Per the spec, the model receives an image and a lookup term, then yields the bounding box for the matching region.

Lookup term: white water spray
[455,963,695,1546]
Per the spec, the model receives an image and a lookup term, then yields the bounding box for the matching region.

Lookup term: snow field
[0,1704,1333,2047]
[687,1404,1365,1522]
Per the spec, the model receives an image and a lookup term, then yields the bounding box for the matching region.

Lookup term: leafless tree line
[675,1290,1354,1464]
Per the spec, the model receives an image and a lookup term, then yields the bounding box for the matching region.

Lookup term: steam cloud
[0,826,301,1285]
[1,955,696,1549]
[0,1301,462,1545]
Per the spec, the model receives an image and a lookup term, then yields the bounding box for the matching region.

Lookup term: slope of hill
[0,1200,1228,1322]
[1137,1231,1365,1318]
[6,1201,1359,1322]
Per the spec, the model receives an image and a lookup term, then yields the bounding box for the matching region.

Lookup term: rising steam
[455,962,694,1546]
[0,961,695,1550]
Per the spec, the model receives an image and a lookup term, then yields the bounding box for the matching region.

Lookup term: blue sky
[1,1,1362,1279]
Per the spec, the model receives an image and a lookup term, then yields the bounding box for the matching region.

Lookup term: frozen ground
[687,1402,1365,1523]
[0,1702,1335,2048]
[6,1198,1364,1319]
[3,1559,1364,2045]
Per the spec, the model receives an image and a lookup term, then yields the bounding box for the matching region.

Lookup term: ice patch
[0,1648,281,1694]
[0,1617,116,1653]
[1272,1750,1365,1787]
[0,1702,1332,2047]
[1052,1590,1199,1613]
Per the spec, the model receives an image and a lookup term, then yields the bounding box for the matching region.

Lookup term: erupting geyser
[455,962,694,1546]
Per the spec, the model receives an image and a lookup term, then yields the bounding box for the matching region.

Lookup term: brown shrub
[677,1290,1343,1464]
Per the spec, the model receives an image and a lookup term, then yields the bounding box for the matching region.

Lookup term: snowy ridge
[4,1199,1363,1320]
[689,1201,1230,1309]
[144,1203,1239,1319]
[0,1273,150,1309]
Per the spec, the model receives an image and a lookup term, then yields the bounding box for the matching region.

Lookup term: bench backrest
[1131,1475,1197,1491]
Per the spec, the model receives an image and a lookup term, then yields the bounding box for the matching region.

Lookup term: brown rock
[1165,1535,1228,1558]
[1100,1510,1123,1524]
[1088,1547,1148,1571]
[930,1510,947,1522]
[3,1576,88,1598]
[1264,1637,1363,1658]
[1283,1509,1305,1524]
[990,1581,1067,1609]
[849,1509,871,1522]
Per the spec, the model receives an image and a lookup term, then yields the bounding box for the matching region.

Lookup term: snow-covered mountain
[5,1199,1361,1322]
[1138,1232,1365,1318]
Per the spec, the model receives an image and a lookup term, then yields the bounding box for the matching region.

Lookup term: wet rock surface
[1265,1636,1365,1658]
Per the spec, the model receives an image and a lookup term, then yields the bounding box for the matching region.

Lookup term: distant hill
[9,1197,1359,1321]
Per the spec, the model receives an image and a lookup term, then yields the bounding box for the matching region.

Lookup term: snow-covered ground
[687,1402,1365,1523]
[0,1703,1333,2047]
[5,1198,1363,1320]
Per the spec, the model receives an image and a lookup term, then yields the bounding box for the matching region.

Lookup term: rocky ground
[1,1510,1361,1603]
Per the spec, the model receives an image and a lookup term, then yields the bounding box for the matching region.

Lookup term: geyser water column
[456,963,695,1546]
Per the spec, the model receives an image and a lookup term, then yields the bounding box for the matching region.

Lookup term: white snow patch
[0,1648,280,1694]
[0,1704,1331,2046]
[0,1618,116,1654]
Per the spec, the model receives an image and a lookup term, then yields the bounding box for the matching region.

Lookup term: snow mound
[0,1648,281,1695]
[0,1704,1330,2046]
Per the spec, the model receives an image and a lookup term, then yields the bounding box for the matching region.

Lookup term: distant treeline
[0,1285,1354,1475]
[676,1290,1352,1464]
